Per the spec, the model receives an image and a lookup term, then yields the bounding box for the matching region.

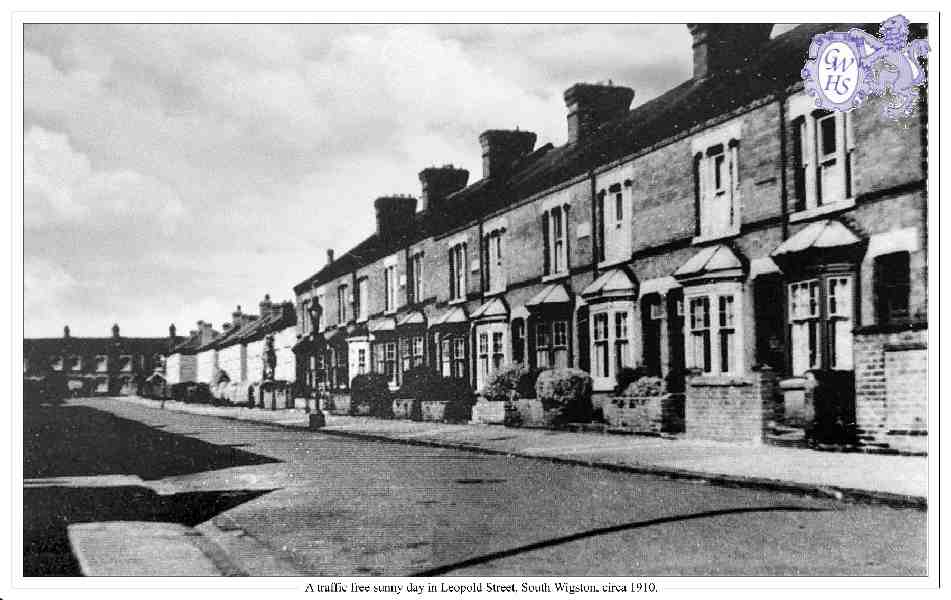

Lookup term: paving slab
[67,521,242,576]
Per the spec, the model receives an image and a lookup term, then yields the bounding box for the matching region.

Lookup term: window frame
[683,283,745,377]
[786,271,856,375]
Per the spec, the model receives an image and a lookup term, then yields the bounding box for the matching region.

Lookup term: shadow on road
[24,485,271,576]
[416,505,831,576]
[23,397,282,576]
[24,401,279,480]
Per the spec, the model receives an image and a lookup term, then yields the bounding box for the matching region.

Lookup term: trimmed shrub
[614,365,648,396]
[480,363,543,401]
[623,376,666,397]
[536,368,594,424]
[350,373,393,418]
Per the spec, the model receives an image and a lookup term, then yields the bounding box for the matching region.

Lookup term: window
[357,348,367,375]
[492,332,504,371]
[512,319,526,364]
[51,356,64,371]
[484,230,505,292]
[593,313,609,377]
[408,252,424,304]
[95,377,109,394]
[536,323,551,369]
[67,355,82,372]
[591,307,633,381]
[596,186,633,264]
[793,111,854,210]
[875,252,911,325]
[314,294,325,331]
[357,278,369,322]
[718,296,735,373]
[95,355,108,372]
[542,206,568,275]
[375,341,398,385]
[537,320,569,369]
[614,312,629,374]
[688,297,712,373]
[400,335,424,372]
[696,141,739,239]
[384,265,397,313]
[478,332,490,385]
[337,284,349,323]
[452,337,467,379]
[788,274,854,374]
[440,335,467,380]
[449,243,467,301]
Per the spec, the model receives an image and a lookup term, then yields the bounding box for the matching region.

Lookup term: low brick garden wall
[603,393,685,435]
[685,368,778,445]
[471,399,506,424]
[420,400,447,422]
[392,398,418,420]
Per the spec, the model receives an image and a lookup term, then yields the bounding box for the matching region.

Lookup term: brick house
[166,320,219,385]
[24,324,181,396]
[290,22,926,450]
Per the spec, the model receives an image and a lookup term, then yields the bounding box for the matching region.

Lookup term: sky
[23,23,796,338]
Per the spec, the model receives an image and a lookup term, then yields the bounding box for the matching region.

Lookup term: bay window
[787,273,855,375]
[439,333,468,380]
[374,341,398,386]
[684,287,742,376]
[588,303,633,386]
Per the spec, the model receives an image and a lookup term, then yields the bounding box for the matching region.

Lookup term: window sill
[691,228,740,246]
[448,298,467,306]
[597,257,630,270]
[484,287,507,297]
[789,198,855,223]
[686,374,751,387]
[542,272,570,283]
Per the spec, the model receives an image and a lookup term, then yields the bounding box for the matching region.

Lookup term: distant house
[24,323,181,397]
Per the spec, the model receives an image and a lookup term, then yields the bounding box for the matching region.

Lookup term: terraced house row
[175,22,928,451]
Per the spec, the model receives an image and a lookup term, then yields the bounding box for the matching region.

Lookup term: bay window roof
[674,243,746,282]
[581,267,638,300]
[471,297,509,320]
[527,283,571,307]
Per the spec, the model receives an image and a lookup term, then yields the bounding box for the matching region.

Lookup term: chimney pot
[687,23,773,80]
[374,195,417,238]
[169,323,177,339]
[112,323,120,338]
[564,83,634,144]
[478,129,537,179]
[327,249,334,265]
[419,165,469,213]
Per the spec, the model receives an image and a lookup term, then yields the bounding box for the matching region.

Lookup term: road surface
[24,397,927,576]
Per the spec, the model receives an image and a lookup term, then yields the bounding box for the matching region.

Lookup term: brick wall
[854,327,927,453]
[685,367,778,445]
[196,349,217,384]
[274,326,298,382]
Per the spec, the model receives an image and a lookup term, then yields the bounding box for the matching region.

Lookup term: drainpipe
[589,169,599,278]
[778,91,789,240]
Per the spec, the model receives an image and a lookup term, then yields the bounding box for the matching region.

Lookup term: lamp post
[306,301,327,428]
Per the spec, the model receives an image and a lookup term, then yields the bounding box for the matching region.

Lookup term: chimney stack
[197,320,217,344]
[374,195,417,239]
[687,24,773,80]
[326,249,334,265]
[478,129,537,179]
[112,323,120,338]
[63,325,70,339]
[418,165,469,213]
[564,83,635,144]
[259,294,273,318]
[169,323,177,339]
[231,305,244,327]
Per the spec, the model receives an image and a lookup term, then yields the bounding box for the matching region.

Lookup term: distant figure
[263,335,277,381]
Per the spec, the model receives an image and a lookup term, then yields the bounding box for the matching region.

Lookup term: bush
[396,367,445,401]
[536,368,593,424]
[350,373,393,418]
[441,377,476,423]
[623,376,666,397]
[480,363,544,402]
[614,365,648,396]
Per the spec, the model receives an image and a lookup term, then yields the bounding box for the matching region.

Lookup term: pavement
[28,397,928,576]
[120,396,928,508]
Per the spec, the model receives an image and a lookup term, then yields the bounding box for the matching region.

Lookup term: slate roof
[294,22,882,294]
[24,336,180,357]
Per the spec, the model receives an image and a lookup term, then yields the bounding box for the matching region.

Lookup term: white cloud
[24,126,185,230]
